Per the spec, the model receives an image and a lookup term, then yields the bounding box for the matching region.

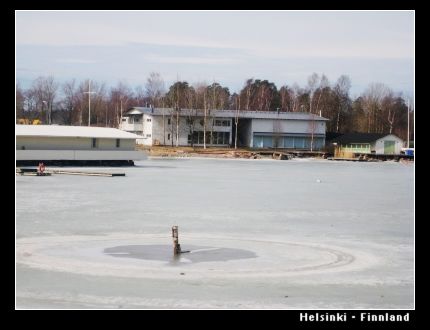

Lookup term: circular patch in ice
[104,244,257,264]
[16,233,368,279]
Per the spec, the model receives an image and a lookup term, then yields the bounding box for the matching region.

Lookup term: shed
[329,133,404,155]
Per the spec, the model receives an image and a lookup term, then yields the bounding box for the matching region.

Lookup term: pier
[16,168,125,177]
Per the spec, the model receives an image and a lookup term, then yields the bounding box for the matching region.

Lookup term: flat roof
[125,107,329,121]
[16,125,141,139]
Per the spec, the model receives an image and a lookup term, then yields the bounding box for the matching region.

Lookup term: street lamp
[84,79,96,126]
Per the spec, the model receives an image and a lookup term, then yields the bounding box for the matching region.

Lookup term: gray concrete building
[120,107,328,150]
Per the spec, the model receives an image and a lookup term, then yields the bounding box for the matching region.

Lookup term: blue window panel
[253,135,263,148]
[283,137,294,148]
[314,138,324,150]
[274,136,284,148]
[304,138,311,149]
[224,132,230,144]
[263,136,273,148]
[294,137,305,149]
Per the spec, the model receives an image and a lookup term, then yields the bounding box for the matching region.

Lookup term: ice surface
[16,157,414,309]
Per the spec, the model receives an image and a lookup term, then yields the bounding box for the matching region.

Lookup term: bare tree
[279,85,294,112]
[291,83,302,112]
[185,87,198,147]
[387,107,395,134]
[315,74,330,116]
[381,92,396,134]
[232,93,241,149]
[78,80,107,126]
[307,73,319,113]
[361,83,390,133]
[16,82,25,121]
[109,81,134,127]
[308,113,318,151]
[30,76,59,124]
[242,78,254,110]
[165,81,189,147]
[92,83,107,126]
[24,88,39,122]
[134,85,146,106]
[203,87,208,148]
[160,97,167,145]
[61,79,78,125]
[334,75,351,132]
[145,72,166,107]
[273,110,281,148]
[192,82,209,148]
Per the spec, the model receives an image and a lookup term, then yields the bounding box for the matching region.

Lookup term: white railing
[120,123,144,132]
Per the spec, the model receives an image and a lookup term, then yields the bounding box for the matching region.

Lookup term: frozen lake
[16,157,414,309]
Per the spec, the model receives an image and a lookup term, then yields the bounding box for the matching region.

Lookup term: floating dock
[16,172,52,176]
[16,168,125,177]
[46,170,125,177]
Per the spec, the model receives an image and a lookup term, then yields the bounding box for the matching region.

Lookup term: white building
[16,125,146,165]
[120,107,328,150]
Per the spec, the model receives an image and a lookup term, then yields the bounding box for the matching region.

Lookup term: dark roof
[325,132,344,142]
[124,107,329,121]
[331,133,388,144]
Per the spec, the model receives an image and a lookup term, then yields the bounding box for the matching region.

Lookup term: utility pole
[235,108,239,149]
[203,91,207,149]
[84,80,96,126]
[176,106,179,147]
[310,114,315,152]
[162,103,166,145]
[407,98,410,148]
[119,95,128,123]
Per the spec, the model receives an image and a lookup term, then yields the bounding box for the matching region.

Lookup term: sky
[16,11,414,98]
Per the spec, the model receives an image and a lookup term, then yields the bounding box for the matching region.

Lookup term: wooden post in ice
[172,226,181,255]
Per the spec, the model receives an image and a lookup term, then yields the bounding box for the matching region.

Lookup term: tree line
[16,72,414,140]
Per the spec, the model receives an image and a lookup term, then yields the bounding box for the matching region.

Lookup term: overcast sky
[16,10,414,97]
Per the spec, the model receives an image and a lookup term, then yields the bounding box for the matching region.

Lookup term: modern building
[328,132,405,155]
[16,125,146,165]
[120,107,328,150]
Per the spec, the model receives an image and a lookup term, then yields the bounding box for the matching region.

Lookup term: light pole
[42,100,48,124]
[84,80,96,126]
[120,95,128,123]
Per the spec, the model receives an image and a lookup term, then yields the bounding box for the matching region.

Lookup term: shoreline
[139,147,413,163]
